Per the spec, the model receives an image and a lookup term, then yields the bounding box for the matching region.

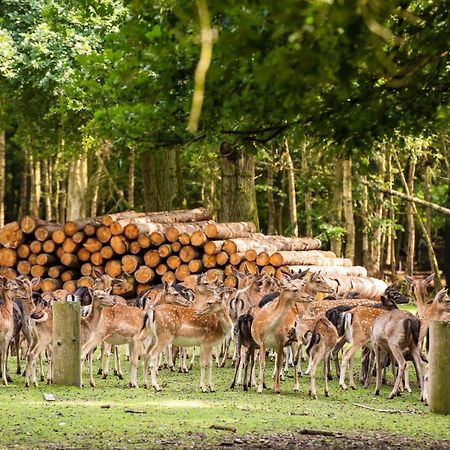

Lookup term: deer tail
[403,317,420,346]
[305,332,320,357]
[140,309,156,338]
[343,312,353,343]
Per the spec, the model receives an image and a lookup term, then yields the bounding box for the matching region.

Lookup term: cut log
[180,245,200,263]
[35,225,61,242]
[63,280,77,293]
[28,254,38,265]
[123,223,141,240]
[268,251,349,267]
[48,265,66,279]
[41,278,62,293]
[245,249,257,262]
[36,253,58,266]
[156,263,168,276]
[90,252,103,266]
[0,248,17,267]
[77,247,91,262]
[96,226,112,243]
[64,218,101,237]
[229,253,244,266]
[188,259,203,274]
[216,251,229,266]
[222,240,238,255]
[256,251,270,267]
[175,264,190,282]
[31,265,48,278]
[224,265,234,276]
[110,221,123,235]
[204,240,223,255]
[149,232,165,246]
[29,241,42,254]
[158,244,173,258]
[100,246,114,260]
[104,260,122,278]
[77,276,95,288]
[62,238,79,254]
[42,240,56,254]
[138,234,152,249]
[275,266,290,280]
[136,284,151,295]
[167,255,181,270]
[60,253,79,268]
[83,223,97,236]
[171,242,182,253]
[17,244,30,259]
[61,270,77,282]
[203,222,256,239]
[0,222,23,248]
[322,276,388,299]
[190,231,207,247]
[129,241,141,255]
[52,229,66,244]
[110,235,129,255]
[179,232,192,246]
[112,275,135,297]
[0,267,17,279]
[80,263,93,277]
[143,250,161,268]
[239,260,258,274]
[161,271,176,284]
[121,255,143,274]
[261,265,276,276]
[83,238,102,254]
[72,231,86,244]
[165,227,179,243]
[288,265,368,278]
[20,216,55,234]
[17,260,32,275]
[224,275,237,288]
[202,254,217,269]
[205,269,224,282]
[101,211,147,227]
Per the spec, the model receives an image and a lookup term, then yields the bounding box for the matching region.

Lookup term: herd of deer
[0,269,449,402]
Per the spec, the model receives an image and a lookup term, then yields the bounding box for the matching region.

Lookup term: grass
[0,348,449,449]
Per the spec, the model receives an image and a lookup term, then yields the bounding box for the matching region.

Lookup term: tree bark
[219,142,259,227]
[29,154,41,217]
[0,131,5,228]
[406,159,416,276]
[128,147,135,208]
[43,159,52,221]
[266,149,276,235]
[283,139,298,237]
[342,158,355,262]
[300,142,313,237]
[330,159,343,256]
[66,153,88,220]
[141,148,178,212]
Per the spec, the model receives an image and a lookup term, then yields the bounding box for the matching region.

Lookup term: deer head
[89,288,116,308]
[161,280,193,307]
[308,272,334,294]
[194,292,226,317]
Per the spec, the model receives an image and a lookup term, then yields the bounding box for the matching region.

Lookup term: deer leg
[220,336,231,368]
[199,346,209,393]
[389,346,406,399]
[88,352,96,387]
[116,346,124,380]
[242,347,253,391]
[374,345,382,396]
[339,344,360,390]
[0,340,8,385]
[102,343,112,379]
[308,349,321,400]
[208,353,215,392]
[97,342,104,375]
[15,335,21,375]
[363,349,375,389]
[323,351,330,397]
[188,350,196,370]
[257,344,266,394]
[230,342,241,389]
[273,346,284,393]
[46,348,52,385]
[411,348,424,401]
[147,335,170,391]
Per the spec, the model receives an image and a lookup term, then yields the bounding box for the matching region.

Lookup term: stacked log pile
[0,208,383,297]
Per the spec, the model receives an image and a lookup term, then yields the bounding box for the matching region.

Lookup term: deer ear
[425,273,435,285]
[238,298,245,311]
[31,277,40,288]
[404,276,414,285]
[434,288,448,303]
[105,287,112,296]
[92,267,102,279]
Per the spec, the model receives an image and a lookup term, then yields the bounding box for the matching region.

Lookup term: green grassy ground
[0,350,448,449]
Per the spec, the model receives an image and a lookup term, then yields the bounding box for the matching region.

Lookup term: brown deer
[143,289,233,392]
[297,316,339,399]
[405,273,434,319]
[338,296,398,390]
[251,281,313,394]
[371,309,423,399]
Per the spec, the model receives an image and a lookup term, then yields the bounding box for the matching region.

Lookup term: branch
[361,179,450,216]
[187,0,214,133]
[352,403,418,414]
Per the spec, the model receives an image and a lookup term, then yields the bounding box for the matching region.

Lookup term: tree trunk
[360,175,370,271]
[128,147,135,208]
[330,159,343,257]
[283,139,298,237]
[30,154,41,217]
[406,159,416,276]
[43,159,52,220]
[342,158,355,262]
[386,150,397,280]
[175,147,187,209]
[219,142,259,227]
[66,154,88,220]
[300,142,313,237]
[267,150,276,235]
[141,148,178,212]
[0,131,5,228]
[370,155,385,278]
[18,147,29,219]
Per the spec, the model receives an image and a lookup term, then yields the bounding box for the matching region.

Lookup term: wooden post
[429,320,450,414]
[52,300,81,386]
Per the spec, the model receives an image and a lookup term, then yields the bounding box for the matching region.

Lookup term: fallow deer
[251,281,313,394]
[338,296,398,390]
[371,309,423,399]
[143,289,233,392]
[297,316,339,399]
